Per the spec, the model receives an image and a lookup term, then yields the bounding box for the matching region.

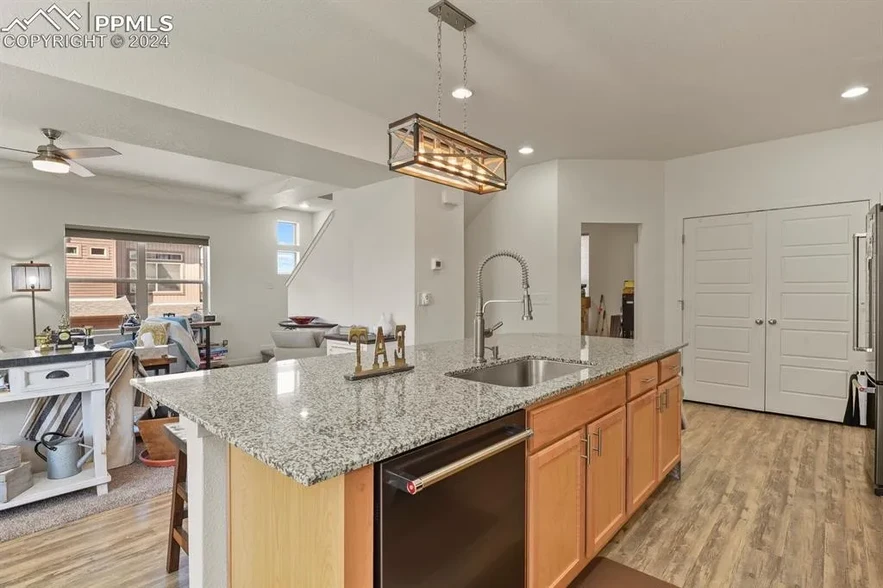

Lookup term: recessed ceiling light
[518,146,534,155]
[299,202,310,209]
[842,86,869,98]
[451,87,473,99]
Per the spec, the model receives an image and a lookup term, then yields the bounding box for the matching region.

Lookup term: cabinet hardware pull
[656,393,662,412]
[640,376,656,384]
[668,365,680,371]
[593,429,602,455]
[46,370,70,379]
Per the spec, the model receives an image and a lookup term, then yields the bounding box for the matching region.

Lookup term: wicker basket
[137,416,180,462]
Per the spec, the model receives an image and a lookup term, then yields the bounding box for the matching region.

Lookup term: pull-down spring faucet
[474,250,533,363]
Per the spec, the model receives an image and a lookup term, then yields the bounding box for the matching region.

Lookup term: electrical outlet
[419,292,433,306]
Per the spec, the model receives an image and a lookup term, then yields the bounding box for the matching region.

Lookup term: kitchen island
[132,334,685,588]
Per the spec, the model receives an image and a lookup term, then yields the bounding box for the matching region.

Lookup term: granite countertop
[0,345,112,369]
[131,334,685,486]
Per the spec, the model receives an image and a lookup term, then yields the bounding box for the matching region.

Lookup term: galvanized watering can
[34,431,94,480]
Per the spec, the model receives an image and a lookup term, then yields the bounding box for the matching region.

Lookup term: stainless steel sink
[448,358,587,388]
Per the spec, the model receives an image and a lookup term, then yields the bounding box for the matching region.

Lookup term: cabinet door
[627,390,658,515]
[527,430,586,588]
[658,376,682,478]
[586,406,627,558]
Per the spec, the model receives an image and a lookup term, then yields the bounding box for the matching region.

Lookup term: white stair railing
[286,210,335,287]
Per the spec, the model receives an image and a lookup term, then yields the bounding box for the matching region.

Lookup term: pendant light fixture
[388,1,507,195]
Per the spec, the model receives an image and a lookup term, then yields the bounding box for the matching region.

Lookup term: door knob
[768,318,778,325]
[755,319,763,325]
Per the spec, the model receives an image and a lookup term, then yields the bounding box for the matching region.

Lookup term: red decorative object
[289,316,318,325]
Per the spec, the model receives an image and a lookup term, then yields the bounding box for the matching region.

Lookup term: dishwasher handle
[387,427,533,495]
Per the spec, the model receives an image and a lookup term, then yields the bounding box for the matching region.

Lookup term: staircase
[286,210,335,287]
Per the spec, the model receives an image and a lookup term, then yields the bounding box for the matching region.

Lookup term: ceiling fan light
[31,154,70,174]
[452,87,473,99]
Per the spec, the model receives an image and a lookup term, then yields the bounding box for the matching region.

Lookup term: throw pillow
[137,322,169,346]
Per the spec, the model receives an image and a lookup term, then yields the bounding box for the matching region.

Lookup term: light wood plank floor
[604,402,883,588]
[1,403,880,587]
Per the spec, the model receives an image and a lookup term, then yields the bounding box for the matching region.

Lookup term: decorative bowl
[289,316,318,325]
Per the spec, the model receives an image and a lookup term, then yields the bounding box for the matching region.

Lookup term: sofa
[269,330,327,362]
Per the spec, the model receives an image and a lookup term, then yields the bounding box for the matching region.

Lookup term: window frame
[276,250,300,276]
[88,246,109,258]
[276,220,301,275]
[65,244,80,257]
[65,237,210,330]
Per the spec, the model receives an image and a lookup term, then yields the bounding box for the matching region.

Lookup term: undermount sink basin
[448,358,587,388]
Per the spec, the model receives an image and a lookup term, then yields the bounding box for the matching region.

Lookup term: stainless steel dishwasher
[376,411,532,587]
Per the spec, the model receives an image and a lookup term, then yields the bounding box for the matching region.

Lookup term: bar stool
[163,422,188,573]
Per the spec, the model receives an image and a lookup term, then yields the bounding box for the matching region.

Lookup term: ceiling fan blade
[0,146,38,155]
[55,146,121,160]
[66,159,95,178]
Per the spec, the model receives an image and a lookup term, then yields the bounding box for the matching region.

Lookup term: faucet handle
[485,345,500,360]
[484,321,503,338]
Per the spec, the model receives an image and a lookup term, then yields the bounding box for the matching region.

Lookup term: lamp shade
[11,262,52,292]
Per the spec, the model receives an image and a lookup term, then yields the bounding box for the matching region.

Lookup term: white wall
[580,223,638,333]
[0,177,312,361]
[557,161,666,340]
[415,185,465,344]
[465,161,559,336]
[663,121,883,344]
[288,177,465,345]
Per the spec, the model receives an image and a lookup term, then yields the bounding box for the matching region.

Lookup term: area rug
[570,557,678,587]
[0,456,173,542]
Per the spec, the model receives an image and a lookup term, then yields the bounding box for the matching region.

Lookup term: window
[65,245,80,257]
[277,251,299,275]
[276,220,300,274]
[89,246,108,257]
[276,221,298,246]
[65,230,209,329]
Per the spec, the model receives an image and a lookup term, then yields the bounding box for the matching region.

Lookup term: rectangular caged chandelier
[388,113,507,195]
[387,1,507,195]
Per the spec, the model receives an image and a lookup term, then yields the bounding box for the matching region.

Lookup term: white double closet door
[683,201,868,422]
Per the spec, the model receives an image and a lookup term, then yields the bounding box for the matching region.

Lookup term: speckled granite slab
[131,334,685,486]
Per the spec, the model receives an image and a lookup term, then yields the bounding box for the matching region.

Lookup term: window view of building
[276,220,300,275]
[65,232,208,329]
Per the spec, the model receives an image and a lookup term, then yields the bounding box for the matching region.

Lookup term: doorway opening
[580,223,639,338]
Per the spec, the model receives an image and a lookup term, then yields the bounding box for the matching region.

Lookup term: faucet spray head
[522,289,534,321]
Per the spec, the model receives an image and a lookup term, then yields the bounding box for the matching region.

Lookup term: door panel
[527,430,586,588]
[626,390,658,515]
[764,202,868,421]
[586,407,627,558]
[683,213,767,410]
[658,377,682,478]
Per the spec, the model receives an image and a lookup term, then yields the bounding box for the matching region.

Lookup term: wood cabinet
[526,353,682,587]
[527,430,586,588]
[657,376,682,478]
[585,406,627,558]
[626,388,658,515]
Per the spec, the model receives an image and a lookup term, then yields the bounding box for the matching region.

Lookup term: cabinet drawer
[528,376,626,453]
[627,362,658,400]
[11,361,98,393]
[658,353,681,384]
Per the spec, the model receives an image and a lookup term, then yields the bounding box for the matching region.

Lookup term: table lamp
[11,261,52,344]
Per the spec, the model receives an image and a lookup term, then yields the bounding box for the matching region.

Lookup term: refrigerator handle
[854,232,872,352]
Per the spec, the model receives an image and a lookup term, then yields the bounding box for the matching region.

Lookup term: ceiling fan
[0,128,121,178]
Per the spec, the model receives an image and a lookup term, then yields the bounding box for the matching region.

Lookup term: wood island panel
[228,447,373,588]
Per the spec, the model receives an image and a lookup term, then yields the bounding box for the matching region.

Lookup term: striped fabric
[19,348,146,442]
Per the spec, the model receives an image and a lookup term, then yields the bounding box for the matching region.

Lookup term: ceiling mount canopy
[387,0,507,195]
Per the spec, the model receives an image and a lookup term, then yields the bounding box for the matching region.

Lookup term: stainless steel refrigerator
[860,204,883,496]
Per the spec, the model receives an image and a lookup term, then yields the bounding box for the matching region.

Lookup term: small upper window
[65,245,80,257]
[276,221,298,246]
[89,246,108,257]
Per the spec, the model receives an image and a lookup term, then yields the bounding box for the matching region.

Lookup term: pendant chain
[462,29,468,132]
[436,16,443,122]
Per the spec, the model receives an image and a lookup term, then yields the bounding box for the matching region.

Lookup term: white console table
[0,346,112,511]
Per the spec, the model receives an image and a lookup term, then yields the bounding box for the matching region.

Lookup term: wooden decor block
[0,461,33,503]
[0,444,21,472]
